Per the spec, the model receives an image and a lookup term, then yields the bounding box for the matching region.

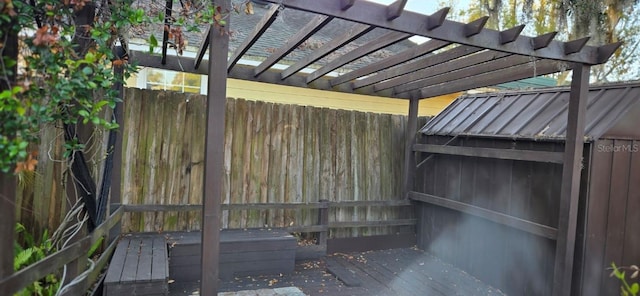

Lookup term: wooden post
[317,200,330,248]
[552,64,590,296]
[108,52,125,243]
[201,0,230,294]
[402,98,419,198]
[0,11,18,280]
[0,173,16,279]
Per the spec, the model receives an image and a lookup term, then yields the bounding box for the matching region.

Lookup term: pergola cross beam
[259,0,608,65]
[253,15,333,77]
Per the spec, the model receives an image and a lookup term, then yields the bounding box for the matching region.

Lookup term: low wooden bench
[104,235,169,295]
[168,229,297,281]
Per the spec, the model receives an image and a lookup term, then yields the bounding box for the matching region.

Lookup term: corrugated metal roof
[420,81,640,141]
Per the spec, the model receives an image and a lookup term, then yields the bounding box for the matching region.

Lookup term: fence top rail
[116,200,411,213]
[0,207,124,295]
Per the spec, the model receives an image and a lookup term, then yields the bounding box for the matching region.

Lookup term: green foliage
[454,0,640,82]
[0,0,251,173]
[0,0,143,173]
[87,236,104,258]
[611,262,640,296]
[14,223,58,296]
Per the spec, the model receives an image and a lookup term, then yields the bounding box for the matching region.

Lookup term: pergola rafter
[126,1,623,295]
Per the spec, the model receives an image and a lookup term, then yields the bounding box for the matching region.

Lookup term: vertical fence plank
[320,108,336,236]
[229,99,248,228]
[378,113,393,234]
[334,110,352,238]
[267,104,284,227]
[134,89,151,231]
[286,105,303,229]
[222,98,235,229]
[144,91,165,231]
[278,104,291,227]
[303,106,320,231]
[391,114,405,223]
[366,113,382,235]
[155,91,172,230]
[188,94,206,230]
[352,111,367,237]
[259,103,272,226]
[248,101,265,227]
[166,93,187,230]
[177,94,195,230]
[240,100,254,227]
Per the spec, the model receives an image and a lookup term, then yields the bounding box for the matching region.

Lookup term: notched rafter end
[499,24,525,44]
[426,7,450,30]
[464,16,489,37]
[341,0,356,10]
[532,31,558,50]
[564,37,590,55]
[597,41,623,64]
[386,0,408,21]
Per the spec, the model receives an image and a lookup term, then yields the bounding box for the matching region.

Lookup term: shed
[410,82,640,296]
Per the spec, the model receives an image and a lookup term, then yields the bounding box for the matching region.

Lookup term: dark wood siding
[414,135,565,295]
[577,139,640,296]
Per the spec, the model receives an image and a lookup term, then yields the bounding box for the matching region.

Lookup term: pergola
[127,0,620,295]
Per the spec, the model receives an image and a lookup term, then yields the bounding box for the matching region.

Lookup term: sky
[367,0,470,15]
[366,0,470,43]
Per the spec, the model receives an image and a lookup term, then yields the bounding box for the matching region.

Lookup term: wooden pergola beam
[352,45,483,89]
[253,15,333,77]
[419,59,568,98]
[281,23,374,80]
[386,0,408,20]
[499,24,525,44]
[533,31,558,50]
[377,50,511,93]
[426,7,450,30]
[306,30,410,83]
[227,4,280,71]
[194,26,210,69]
[597,41,623,63]
[260,0,606,65]
[129,50,412,99]
[552,64,590,296]
[564,37,590,55]
[374,51,510,93]
[340,0,355,10]
[464,16,489,37]
[386,53,527,94]
[330,38,451,86]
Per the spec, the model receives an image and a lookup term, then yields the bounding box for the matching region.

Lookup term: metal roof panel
[420,82,640,141]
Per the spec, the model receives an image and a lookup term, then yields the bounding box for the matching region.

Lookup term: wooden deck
[169,248,505,296]
[104,236,169,295]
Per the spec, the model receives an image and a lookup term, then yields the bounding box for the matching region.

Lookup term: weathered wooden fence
[15,108,113,240]
[121,88,427,237]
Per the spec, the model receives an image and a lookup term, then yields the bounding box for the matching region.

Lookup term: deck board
[121,239,140,282]
[169,248,505,296]
[104,235,169,295]
[104,239,130,284]
[152,237,169,281]
[136,238,153,282]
